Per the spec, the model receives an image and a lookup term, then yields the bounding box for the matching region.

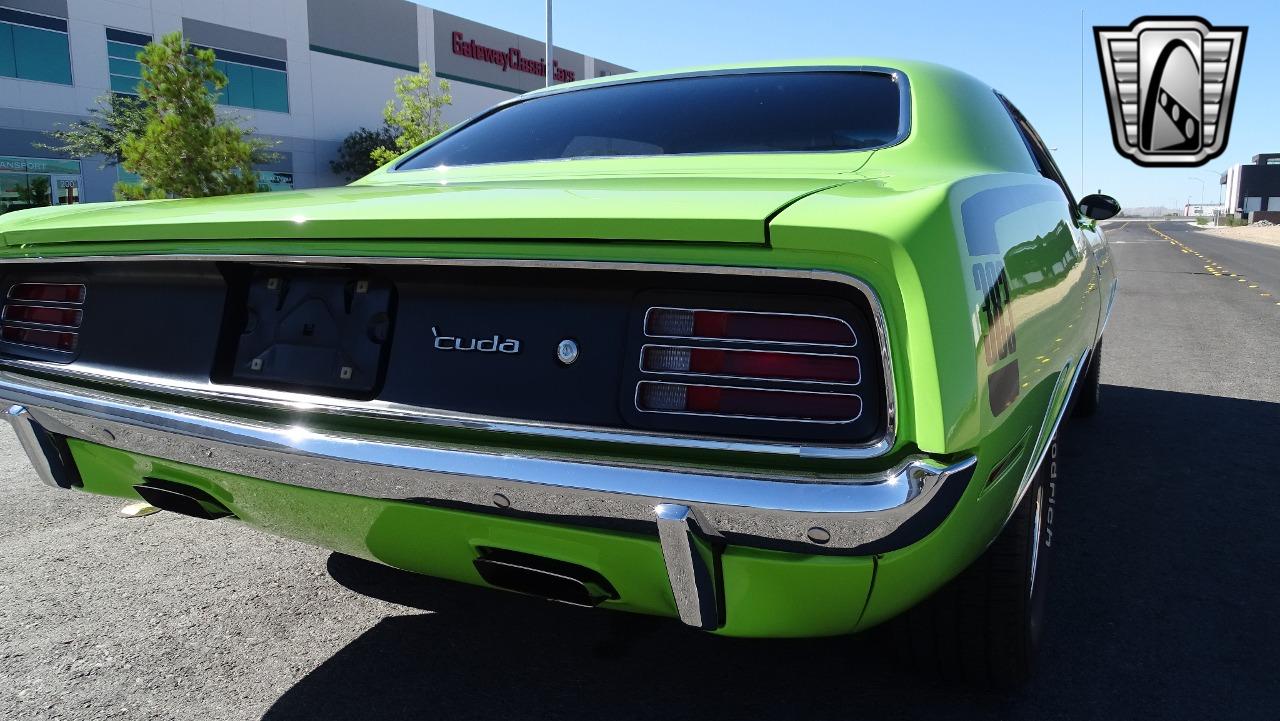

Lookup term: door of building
[51,175,80,205]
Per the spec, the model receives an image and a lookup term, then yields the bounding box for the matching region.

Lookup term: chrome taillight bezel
[639,343,862,386]
[0,282,86,357]
[635,380,865,424]
[643,306,858,347]
[632,300,875,430]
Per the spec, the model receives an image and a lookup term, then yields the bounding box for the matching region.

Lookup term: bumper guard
[0,371,975,629]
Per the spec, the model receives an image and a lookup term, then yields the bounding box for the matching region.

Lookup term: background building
[0,0,631,214]
[1182,203,1225,218]
[1221,153,1280,221]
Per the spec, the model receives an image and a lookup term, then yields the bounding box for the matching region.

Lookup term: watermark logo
[1094,16,1246,167]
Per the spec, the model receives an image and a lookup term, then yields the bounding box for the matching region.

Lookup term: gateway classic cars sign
[434,11,587,93]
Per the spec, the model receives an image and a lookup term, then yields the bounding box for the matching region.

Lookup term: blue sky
[419,0,1277,209]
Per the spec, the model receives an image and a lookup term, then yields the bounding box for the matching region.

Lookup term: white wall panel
[307,50,404,140]
[442,79,514,127]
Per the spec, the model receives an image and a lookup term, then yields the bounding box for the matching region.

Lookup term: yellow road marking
[1148,223,1279,308]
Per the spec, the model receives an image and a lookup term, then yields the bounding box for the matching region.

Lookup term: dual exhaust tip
[473,547,618,608]
[133,479,236,521]
[131,481,619,610]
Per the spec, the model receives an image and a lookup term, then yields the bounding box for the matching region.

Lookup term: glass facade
[201,45,289,113]
[0,8,72,85]
[106,29,150,95]
[255,171,294,192]
[0,156,81,215]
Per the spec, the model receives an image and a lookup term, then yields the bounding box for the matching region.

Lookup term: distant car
[0,59,1117,687]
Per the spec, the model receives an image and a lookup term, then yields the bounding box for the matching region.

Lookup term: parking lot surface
[1,221,1277,720]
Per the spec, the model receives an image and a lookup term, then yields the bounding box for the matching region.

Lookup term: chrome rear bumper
[1,371,975,628]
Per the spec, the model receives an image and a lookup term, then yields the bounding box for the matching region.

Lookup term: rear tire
[1072,339,1102,418]
[883,438,1058,689]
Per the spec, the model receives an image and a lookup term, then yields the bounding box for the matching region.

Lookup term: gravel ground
[1194,223,1280,247]
[1,222,1278,720]
[0,453,418,721]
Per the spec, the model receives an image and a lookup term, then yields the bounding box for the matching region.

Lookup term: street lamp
[1188,176,1205,204]
[545,0,553,87]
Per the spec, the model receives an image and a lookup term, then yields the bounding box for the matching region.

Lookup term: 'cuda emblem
[1094,16,1247,167]
[431,326,521,353]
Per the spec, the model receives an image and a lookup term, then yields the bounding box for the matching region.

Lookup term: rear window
[395,71,904,170]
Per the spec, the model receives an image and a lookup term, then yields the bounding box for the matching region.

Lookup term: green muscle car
[0,59,1118,687]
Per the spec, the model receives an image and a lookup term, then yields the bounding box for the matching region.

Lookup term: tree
[120,32,265,198]
[370,64,452,167]
[13,176,51,209]
[37,93,149,168]
[331,126,397,181]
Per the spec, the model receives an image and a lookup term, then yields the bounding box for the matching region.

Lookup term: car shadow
[262,385,1279,721]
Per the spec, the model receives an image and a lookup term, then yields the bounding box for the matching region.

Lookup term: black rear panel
[0,260,888,446]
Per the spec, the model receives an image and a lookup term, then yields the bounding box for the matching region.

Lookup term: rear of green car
[0,59,1111,684]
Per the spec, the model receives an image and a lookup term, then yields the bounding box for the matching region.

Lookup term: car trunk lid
[0,175,851,247]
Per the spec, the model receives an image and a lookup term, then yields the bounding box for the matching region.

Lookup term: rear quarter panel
[770,171,1100,624]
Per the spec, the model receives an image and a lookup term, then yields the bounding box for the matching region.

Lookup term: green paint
[0,59,1113,635]
[67,439,876,636]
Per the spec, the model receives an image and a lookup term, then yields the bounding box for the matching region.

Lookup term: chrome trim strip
[654,503,721,629]
[383,66,912,174]
[0,257,897,460]
[4,405,76,489]
[634,380,863,425]
[639,343,861,386]
[0,371,968,553]
[1010,346,1091,516]
[643,306,858,348]
[1099,277,1119,336]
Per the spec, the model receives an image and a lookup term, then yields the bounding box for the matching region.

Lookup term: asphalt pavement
[1,220,1277,720]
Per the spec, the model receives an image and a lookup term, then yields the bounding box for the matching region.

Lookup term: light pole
[545,0,553,87]
[1188,177,1205,204]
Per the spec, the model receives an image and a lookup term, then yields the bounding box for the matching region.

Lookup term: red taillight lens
[645,308,855,346]
[3,282,86,355]
[642,345,859,384]
[1,325,78,352]
[7,283,86,304]
[1,305,82,327]
[637,381,862,422]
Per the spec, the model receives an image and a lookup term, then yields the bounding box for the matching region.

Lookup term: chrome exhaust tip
[133,479,235,521]
[473,548,617,607]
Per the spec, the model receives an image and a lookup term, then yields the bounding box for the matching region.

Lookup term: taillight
[1,326,78,352]
[641,345,859,384]
[645,307,856,346]
[635,303,868,426]
[1,305,83,327]
[1,282,85,356]
[637,381,862,423]
[8,282,86,304]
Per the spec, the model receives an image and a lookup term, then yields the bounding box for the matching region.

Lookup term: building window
[106,28,150,95]
[197,45,289,113]
[256,171,294,192]
[0,156,82,215]
[0,7,72,85]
